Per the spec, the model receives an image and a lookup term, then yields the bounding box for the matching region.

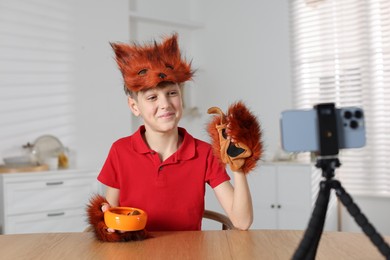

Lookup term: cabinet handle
[47,212,65,217]
[271,204,275,208]
[277,205,281,209]
[46,181,64,186]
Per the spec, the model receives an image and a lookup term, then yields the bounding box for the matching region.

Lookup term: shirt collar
[132,125,195,161]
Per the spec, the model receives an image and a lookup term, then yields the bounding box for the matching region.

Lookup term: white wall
[72,0,132,170]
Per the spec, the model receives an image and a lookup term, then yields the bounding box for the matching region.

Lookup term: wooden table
[0,230,388,259]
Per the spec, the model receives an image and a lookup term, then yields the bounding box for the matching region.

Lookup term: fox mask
[111,34,193,92]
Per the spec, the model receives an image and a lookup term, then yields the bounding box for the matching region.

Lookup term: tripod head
[315,157,341,180]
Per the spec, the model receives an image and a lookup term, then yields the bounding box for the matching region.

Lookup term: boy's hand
[101,203,116,233]
[207,101,263,174]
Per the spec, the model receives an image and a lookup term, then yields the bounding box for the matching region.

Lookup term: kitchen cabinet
[248,162,338,231]
[0,169,102,234]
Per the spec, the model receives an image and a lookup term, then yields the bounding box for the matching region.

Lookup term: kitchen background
[0,0,389,235]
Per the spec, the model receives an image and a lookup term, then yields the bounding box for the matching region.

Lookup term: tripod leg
[331,180,390,258]
[293,180,331,260]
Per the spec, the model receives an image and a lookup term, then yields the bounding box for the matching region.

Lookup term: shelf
[129,11,204,30]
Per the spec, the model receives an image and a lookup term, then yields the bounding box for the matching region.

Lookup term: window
[289,0,390,196]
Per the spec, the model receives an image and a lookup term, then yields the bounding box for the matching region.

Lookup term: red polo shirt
[98,126,230,231]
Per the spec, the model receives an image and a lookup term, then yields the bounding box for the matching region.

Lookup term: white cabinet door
[250,163,319,230]
[277,164,313,230]
[249,166,278,229]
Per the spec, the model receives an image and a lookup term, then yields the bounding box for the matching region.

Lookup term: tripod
[292,157,390,259]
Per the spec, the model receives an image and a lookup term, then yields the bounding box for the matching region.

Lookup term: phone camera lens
[354,110,363,119]
[350,120,359,129]
[344,111,352,119]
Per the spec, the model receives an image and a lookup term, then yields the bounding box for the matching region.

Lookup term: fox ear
[161,34,180,56]
[110,42,133,65]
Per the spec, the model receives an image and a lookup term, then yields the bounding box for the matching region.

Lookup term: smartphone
[280,107,366,153]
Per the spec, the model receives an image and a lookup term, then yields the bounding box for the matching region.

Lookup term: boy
[98,34,253,232]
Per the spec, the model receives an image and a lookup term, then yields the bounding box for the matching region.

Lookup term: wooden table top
[0,230,388,259]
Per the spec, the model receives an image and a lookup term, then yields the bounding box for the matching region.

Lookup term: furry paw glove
[207,101,262,174]
[86,194,148,242]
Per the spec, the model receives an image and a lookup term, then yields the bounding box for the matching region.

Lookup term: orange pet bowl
[104,207,147,231]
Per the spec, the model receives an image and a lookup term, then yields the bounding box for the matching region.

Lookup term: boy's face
[128,83,183,133]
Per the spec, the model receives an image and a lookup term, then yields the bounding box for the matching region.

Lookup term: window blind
[0,0,75,160]
[289,0,390,196]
